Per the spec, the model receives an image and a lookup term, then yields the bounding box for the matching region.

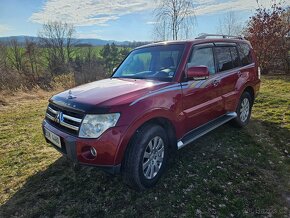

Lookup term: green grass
[0,76,289,217]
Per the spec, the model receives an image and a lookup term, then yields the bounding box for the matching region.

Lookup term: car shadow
[0,119,289,217]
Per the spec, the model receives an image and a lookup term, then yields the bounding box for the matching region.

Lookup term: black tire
[231,92,253,128]
[122,124,169,190]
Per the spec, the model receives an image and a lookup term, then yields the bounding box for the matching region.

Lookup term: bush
[245,2,290,74]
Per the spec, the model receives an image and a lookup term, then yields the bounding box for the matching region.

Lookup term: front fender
[113,108,184,165]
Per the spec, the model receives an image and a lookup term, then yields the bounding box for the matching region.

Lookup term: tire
[122,124,169,190]
[231,92,253,128]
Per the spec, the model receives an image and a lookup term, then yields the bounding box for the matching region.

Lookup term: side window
[238,43,253,66]
[188,47,215,75]
[215,47,233,72]
[230,47,240,68]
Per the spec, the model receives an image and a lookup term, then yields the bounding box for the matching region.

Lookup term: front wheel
[122,124,169,190]
[231,92,253,127]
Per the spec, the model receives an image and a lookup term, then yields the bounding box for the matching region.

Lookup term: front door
[181,44,224,133]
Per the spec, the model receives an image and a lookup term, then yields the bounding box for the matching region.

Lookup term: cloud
[30,0,284,27]
[146,21,159,25]
[30,0,156,26]
[0,24,12,35]
[194,0,274,16]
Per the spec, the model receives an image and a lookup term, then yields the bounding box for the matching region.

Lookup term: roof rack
[195,34,244,40]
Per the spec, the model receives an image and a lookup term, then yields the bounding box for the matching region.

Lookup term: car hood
[50,78,172,113]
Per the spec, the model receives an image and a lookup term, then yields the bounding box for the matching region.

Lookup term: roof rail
[195,34,244,40]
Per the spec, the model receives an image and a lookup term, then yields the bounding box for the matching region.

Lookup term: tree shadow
[0,119,289,217]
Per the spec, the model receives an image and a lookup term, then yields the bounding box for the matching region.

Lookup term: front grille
[46,103,84,136]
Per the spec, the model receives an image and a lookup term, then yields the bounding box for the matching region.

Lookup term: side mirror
[186,66,209,80]
[113,67,117,73]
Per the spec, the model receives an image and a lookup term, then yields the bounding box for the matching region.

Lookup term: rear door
[181,44,224,132]
[214,44,241,112]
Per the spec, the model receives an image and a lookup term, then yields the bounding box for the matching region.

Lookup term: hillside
[0,35,131,46]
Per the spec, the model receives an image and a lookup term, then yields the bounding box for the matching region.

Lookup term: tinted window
[188,47,215,75]
[238,43,253,66]
[230,47,240,68]
[215,47,234,72]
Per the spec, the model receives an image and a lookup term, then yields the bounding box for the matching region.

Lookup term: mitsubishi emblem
[55,111,63,124]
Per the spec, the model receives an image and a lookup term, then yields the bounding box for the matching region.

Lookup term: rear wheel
[231,92,253,127]
[122,124,169,190]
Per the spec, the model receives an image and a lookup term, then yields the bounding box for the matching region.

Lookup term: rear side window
[230,47,240,68]
[238,43,253,66]
[215,47,234,72]
[188,47,215,75]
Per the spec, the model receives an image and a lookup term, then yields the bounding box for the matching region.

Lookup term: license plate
[44,128,61,148]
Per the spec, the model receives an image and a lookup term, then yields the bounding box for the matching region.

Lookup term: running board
[177,112,237,149]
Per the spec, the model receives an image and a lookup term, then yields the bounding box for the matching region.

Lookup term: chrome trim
[177,141,184,149]
[63,114,82,123]
[48,106,82,123]
[60,121,79,131]
[48,106,57,114]
[46,107,81,131]
[46,113,56,122]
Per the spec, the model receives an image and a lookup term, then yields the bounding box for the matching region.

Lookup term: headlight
[79,113,120,138]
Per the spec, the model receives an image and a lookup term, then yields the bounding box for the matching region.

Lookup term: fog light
[90,147,97,157]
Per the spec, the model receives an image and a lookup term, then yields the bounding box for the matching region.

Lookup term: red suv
[43,34,260,190]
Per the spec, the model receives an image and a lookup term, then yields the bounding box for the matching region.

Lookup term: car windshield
[112,44,185,81]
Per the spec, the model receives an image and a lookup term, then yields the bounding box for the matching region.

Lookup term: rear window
[238,43,253,66]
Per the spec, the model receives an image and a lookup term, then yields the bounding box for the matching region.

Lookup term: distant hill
[0,35,132,46]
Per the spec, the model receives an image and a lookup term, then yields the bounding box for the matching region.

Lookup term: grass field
[0,76,289,217]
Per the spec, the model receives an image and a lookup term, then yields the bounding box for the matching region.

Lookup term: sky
[0,0,289,41]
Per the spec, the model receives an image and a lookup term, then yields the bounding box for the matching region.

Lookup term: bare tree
[154,0,195,40]
[0,42,8,70]
[217,11,243,36]
[39,21,75,75]
[153,20,170,41]
[8,39,25,73]
[25,38,42,78]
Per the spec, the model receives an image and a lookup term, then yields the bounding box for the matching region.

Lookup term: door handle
[212,79,220,87]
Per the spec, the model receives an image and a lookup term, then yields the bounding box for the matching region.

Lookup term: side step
[177,112,237,149]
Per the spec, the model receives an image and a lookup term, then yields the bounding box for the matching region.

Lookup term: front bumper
[42,119,125,174]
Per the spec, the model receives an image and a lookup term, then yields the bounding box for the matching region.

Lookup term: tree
[0,42,8,71]
[25,38,42,78]
[8,39,25,73]
[100,43,111,74]
[217,11,243,36]
[154,0,195,40]
[245,2,290,74]
[39,21,75,75]
[119,47,130,60]
[73,46,105,85]
[110,43,120,68]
